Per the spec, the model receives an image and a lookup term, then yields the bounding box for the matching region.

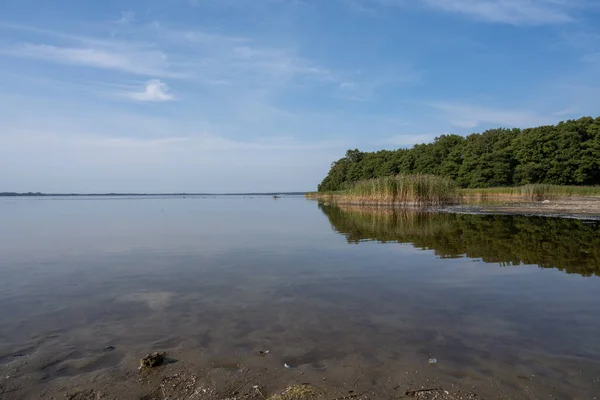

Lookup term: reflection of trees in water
[320,204,600,277]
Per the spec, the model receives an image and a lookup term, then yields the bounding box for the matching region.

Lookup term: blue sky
[1,0,599,192]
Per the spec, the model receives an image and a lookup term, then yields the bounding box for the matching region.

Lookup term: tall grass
[307,179,600,205]
[321,174,457,206]
[460,184,600,200]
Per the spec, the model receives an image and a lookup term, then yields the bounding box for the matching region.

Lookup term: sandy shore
[0,346,484,400]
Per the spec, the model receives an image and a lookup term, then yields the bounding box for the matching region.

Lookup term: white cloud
[0,22,353,90]
[4,43,178,77]
[125,80,175,102]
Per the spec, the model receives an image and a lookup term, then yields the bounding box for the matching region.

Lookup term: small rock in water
[542,200,551,204]
[428,358,437,364]
[140,352,166,369]
[102,346,115,352]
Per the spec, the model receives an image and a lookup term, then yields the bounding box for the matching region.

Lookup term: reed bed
[460,184,600,200]
[309,174,457,206]
[307,180,600,205]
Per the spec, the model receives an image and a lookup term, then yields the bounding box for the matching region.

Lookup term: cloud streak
[125,79,175,102]
[365,0,593,25]
[0,22,353,90]
[5,43,178,77]
[422,0,575,25]
[429,101,558,128]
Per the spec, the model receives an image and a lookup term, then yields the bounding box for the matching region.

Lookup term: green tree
[317,116,600,191]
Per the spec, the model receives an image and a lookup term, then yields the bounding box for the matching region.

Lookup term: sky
[1,0,599,193]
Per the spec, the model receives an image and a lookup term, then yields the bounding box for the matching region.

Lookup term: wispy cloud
[229,45,338,85]
[380,133,436,146]
[0,22,351,89]
[4,43,177,77]
[582,52,600,64]
[450,119,479,129]
[151,22,354,88]
[365,0,590,25]
[115,11,136,25]
[124,79,175,102]
[429,101,558,128]
[422,0,575,25]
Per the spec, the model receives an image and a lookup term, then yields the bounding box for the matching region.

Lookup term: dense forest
[318,117,600,191]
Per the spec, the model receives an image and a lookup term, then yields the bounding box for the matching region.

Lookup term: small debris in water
[284,363,291,368]
[259,350,270,356]
[139,352,166,369]
[428,358,437,364]
[270,384,322,400]
[102,346,115,352]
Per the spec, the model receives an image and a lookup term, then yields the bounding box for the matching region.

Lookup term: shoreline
[1,345,483,400]
[307,194,600,220]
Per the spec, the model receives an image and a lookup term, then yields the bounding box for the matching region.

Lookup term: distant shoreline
[0,192,307,197]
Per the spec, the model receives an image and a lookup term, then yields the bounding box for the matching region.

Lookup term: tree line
[318,116,600,191]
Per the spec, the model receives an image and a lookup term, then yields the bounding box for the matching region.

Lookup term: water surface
[1,196,599,399]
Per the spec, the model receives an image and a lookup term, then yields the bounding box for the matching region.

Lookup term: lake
[1,196,600,399]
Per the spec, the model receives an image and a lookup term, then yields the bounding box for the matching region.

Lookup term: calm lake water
[1,196,600,399]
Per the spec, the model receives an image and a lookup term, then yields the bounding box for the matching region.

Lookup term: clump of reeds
[338,174,457,206]
[460,184,600,200]
[519,184,554,199]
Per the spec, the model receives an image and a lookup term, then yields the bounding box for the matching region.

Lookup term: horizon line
[0,191,309,197]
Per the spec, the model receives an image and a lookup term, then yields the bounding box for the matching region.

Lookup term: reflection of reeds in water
[321,204,600,276]
[327,205,455,241]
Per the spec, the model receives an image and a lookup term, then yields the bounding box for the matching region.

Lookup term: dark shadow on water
[319,203,600,277]
[163,357,178,365]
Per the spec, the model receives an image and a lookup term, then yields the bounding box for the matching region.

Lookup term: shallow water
[1,196,600,399]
